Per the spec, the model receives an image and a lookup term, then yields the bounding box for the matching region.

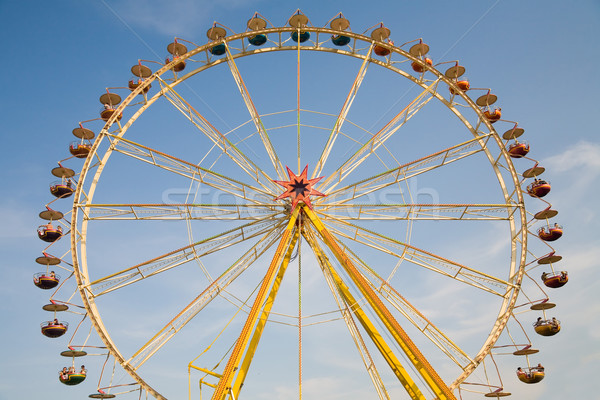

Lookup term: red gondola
[533,318,561,336]
[508,142,530,158]
[166,41,187,72]
[411,57,432,73]
[37,224,63,243]
[370,24,391,57]
[50,180,74,198]
[100,105,122,121]
[449,80,470,94]
[542,271,568,288]
[374,44,391,56]
[41,320,68,338]
[69,142,91,158]
[483,108,501,123]
[33,272,60,289]
[128,78,151,93]
[538,225,563,241]
[527,179,551,198]
[166,56,186,72]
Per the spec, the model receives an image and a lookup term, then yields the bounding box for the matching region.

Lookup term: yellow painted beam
[303,229,424,399]
[302,205,456,400]
[189,365,223,379]
[211,207,301,400]
[231,228,301,397]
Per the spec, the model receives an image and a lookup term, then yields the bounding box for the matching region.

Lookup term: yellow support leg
[304,228,424,399]
[231,228,301,397]
[302,205,456,400]
[211,208,301,400]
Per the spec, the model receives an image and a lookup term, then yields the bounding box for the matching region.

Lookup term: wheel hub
[274,165,325,210]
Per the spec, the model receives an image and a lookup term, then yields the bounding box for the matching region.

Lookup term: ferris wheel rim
[68,23,528,398]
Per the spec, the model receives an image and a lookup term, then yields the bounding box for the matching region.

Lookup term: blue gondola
[291,31,310,43]
[331,34,351,46]
[209,43,226,55]
[248,34,267,46]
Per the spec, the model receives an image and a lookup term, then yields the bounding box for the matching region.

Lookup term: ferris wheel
[35,10,568,400]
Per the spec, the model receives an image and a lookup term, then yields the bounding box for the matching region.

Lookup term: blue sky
[1,1,598,399]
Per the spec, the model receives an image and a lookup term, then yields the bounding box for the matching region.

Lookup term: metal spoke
[305,223,473,370]
[312,44,375,179]
[318,203,518,221]
[85,217,284,297]
[318,79,440,194]
[125,223,286,370]
[302,205,453,400]
[338,241,474,369]
[156,76,280,194]
[324,217,514,296]
[211,207,301,400]
[223,41,287,180]
[105,133,273,205]
[317,134,491,205]
[79,203,282,221]
[303,226,391,400]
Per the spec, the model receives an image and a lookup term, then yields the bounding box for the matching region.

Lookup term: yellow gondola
[517,367,545,384]
[534,320,561,336]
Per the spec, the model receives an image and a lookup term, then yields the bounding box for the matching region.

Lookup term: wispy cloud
[112,0,213,36]
[541,140,600,201]
[106,0,263,37]
[543,140,600,172]
[537,140,600,236]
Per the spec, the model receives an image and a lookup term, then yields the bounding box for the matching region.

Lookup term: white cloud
[108,0,264,37]
[561,243,600,273]
[542,140,600,172]
[120,0,209,36]
[539,140,600,204]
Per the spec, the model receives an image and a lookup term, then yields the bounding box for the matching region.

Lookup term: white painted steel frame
[69,24,527,399]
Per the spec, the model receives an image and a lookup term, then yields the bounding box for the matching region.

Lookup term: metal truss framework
[62,21,531,400]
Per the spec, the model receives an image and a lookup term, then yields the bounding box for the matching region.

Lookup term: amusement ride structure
[34,11,567,400]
